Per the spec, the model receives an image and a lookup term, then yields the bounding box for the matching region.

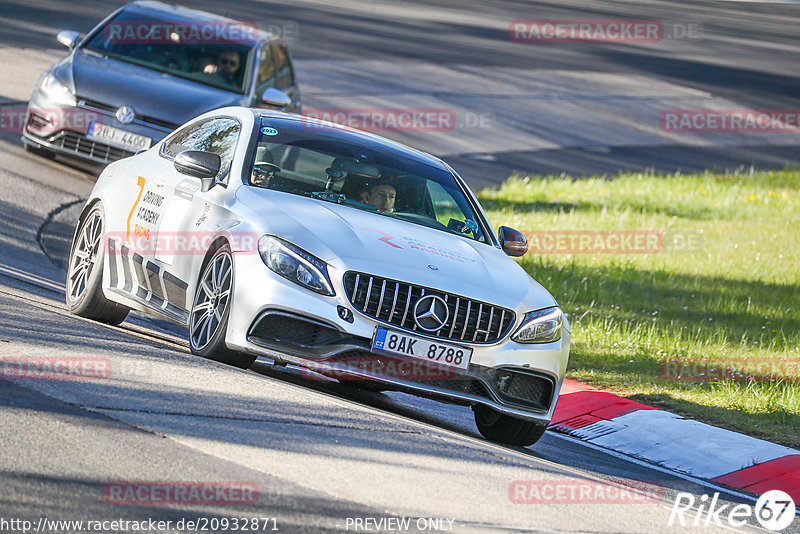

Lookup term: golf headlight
[39,72,77,106]
[512,307,563,343]
[258,236,334,296]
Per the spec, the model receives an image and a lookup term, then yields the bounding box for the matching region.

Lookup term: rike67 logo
[669,490,796,531]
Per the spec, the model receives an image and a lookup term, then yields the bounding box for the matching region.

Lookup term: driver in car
[362,181,396,213]
[210,50,242,88]
[251,166,272,187]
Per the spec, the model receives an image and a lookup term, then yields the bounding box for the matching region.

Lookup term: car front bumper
[22,88,175,165]
[224,251,571,423]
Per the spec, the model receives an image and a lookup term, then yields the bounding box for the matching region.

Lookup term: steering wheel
[254,162,281,175]
[153,50,188,71]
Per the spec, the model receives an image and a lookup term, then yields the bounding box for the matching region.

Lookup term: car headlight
[39,72,77,107]
[512,307,563,343]
[258,236,334,296]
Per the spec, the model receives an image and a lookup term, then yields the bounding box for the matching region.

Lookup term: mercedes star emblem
[115,105,135,124]
[413,295,449,332]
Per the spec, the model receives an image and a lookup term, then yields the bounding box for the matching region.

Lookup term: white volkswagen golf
[66,107,570,446]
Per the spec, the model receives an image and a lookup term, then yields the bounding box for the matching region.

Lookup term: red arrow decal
[357,227,403,249]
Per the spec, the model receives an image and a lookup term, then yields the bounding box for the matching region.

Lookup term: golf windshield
[83,10,257,94]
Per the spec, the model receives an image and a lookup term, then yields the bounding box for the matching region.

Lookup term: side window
[272,43,294,89]
[161,117,241,180]
[426,181,484,241]
[255,45,276,93]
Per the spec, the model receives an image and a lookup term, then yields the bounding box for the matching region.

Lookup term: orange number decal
[127,176,146,242]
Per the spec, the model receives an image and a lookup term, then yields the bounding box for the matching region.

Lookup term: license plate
[87,121,151,151]
[372,327,472,371]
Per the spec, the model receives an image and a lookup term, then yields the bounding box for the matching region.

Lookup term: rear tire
[189,244,256,369]
[473,405,548,446]
[65,205,129,325]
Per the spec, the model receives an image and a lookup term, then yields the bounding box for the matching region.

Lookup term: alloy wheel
[190,250,232,351]
[67,210,103,302]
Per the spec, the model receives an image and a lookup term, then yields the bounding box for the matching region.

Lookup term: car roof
[123,1,277,44]
[255,111,450,171]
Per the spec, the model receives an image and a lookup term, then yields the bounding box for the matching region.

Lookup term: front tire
[65,205,129,325]
[473,405,548,447]
[189,244,255,369]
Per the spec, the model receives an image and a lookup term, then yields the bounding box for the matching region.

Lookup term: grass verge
[479,169,800,449]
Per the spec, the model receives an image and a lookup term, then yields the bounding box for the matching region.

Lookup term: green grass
[479,169,800,448]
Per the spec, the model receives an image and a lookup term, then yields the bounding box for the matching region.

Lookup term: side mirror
[260,87,292,109]
[174,150,221,192]
[57,30,81,49]
[498,226,528,257]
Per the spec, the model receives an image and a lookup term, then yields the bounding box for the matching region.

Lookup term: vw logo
[115,105,135,124]
[413,295,449,332]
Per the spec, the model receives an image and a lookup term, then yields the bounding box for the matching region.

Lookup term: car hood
[59,50,246,125]
[235,188,557,311]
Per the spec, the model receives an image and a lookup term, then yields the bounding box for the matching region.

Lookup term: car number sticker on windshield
[87,121,151,152]
[372,327,472,371]
[260,126,278,136]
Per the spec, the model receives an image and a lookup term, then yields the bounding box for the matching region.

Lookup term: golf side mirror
[57,30,81,49]
[260,87,292,109]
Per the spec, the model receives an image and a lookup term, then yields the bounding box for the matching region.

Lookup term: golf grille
[53,131,135,162]
[343,271,515,344]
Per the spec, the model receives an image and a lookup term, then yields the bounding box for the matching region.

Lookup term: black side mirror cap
[174,150,221,192]
[498,226,528,257]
